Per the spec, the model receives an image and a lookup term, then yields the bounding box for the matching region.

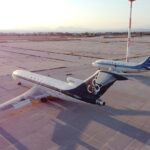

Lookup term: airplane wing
[0,85,51,110]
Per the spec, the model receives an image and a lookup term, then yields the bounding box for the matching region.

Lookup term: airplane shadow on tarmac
[0,98,149,150]
[50,98,150,150]
[0,127,28,150]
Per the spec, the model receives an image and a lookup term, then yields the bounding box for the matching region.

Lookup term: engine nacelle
[95,99,106,106]
[12,99,31,109]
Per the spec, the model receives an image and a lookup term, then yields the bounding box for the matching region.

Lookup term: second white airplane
[92,56,150,73]
[0,69,127,110]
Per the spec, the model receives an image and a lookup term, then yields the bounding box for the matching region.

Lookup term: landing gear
[18,82,22,85]
[95,99,106,106]
[40,98,48,103]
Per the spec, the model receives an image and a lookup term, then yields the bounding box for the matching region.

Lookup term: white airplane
[92,56,150,73]
[92,1,150,74]
[0,69,127,110]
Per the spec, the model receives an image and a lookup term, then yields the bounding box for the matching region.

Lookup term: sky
[0,0,149,32]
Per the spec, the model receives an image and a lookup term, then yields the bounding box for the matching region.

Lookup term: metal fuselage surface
[92,59,150,73]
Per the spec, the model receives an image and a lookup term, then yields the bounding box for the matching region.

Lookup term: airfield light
[126,0,136,62]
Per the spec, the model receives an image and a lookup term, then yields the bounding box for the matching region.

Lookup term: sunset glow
[0,0,149,32]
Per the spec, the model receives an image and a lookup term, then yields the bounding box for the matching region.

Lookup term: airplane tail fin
[140,56,150,68]
[66,70,127,105]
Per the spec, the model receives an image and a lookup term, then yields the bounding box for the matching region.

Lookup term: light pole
[126,0,136,62]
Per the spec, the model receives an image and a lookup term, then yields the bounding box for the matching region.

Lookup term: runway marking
[0,47,73,63]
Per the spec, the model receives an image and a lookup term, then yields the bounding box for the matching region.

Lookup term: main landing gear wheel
[18,82,22,85]
[41,98,48,103]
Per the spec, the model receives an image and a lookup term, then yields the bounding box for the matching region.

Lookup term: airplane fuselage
[12,70,75,92]
[12,70,82,103]
[92,59,150,73]
[11,70,101,105]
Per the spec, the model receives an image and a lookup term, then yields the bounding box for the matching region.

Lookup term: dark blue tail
[64,71,127,104]
[141,57,150,68]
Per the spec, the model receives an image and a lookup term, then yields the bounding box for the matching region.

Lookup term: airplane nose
[12,70,18,80]
[12,72,16,80]
[92,62,96,66]
[92,62,98,67]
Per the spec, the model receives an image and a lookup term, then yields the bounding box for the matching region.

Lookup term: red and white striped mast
[126,0,136,62]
